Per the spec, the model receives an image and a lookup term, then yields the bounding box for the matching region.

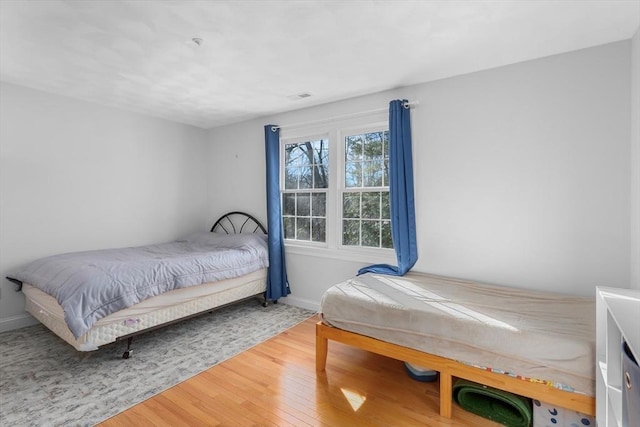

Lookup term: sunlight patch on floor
[340,388,367,411]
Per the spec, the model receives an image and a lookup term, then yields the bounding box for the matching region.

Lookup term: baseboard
[0,313,38,333]
[279,295,320,312]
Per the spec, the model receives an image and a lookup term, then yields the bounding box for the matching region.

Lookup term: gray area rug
[0,299,315,426]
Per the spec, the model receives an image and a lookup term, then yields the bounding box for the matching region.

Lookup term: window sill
[284,243,396,265]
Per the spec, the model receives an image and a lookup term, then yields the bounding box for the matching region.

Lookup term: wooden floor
[99,315,500,427]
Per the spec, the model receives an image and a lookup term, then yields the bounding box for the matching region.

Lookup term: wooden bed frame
[316,321,595,418]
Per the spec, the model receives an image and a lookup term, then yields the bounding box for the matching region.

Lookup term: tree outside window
[342,130,392,249]
[282,139,328,242]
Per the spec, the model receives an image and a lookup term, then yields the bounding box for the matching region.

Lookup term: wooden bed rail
[316,321,595,419]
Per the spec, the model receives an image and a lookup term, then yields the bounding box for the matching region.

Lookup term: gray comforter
[9,232,269,339]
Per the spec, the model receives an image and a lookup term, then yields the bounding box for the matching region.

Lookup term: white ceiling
[1,0,639,129]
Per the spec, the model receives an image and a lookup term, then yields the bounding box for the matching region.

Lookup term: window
[280,122,393,258]
[282,138,328,242]
[342,130,392,248]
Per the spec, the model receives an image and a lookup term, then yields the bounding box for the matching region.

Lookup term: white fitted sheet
[320,272,595,396]
[23,268,267,351]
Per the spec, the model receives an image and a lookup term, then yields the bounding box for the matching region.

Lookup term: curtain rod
[272,100,418,131]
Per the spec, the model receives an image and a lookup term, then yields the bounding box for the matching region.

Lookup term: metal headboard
[210,211,267,234]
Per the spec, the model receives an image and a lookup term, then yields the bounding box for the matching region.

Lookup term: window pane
[297,193,310,216]
[283,193,295,216]
[381,221,393,248]
[284,144,301,167]
[363,160,383,187]
[297,143,312,167]
[319,145,329,164]
[285,146,293,166]
[286,140,329,167]
[284,217,295,239]
[381,191,390,219]
[345,162,362,188]
[285,167,298,189]
[362,221,380,247]
[361,192,379,219]
[297,217,310,240]
[363,132,383,160]
[312,218,326,242]
[313,164,328,189]
[299,166,312,189]
[311,139,326,154]
[312,193,326,216]
[342,220,360,246]
[345,135,363,161]
[343,193,360,218]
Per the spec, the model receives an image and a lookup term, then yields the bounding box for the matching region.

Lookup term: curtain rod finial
[403,100,418,109]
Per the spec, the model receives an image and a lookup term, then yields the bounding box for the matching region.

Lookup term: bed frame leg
[316,324,328,372]
[439,371,452,418]
[261,292,269,307]
[122,337,133,359]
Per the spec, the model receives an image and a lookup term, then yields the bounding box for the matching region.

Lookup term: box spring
[23,268,267,351]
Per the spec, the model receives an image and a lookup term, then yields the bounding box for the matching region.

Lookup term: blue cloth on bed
[9,233,269,339]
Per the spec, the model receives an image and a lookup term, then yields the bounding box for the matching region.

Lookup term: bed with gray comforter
[9,232,269,339]
[7,212,271,359]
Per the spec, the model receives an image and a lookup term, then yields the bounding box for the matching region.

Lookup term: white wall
[207,41,631,309]
[416,41,630,296]
[206,123,267,222]
[0,82,210,331]
[631,27,640,291]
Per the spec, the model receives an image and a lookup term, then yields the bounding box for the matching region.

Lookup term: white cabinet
[596,287,640,427]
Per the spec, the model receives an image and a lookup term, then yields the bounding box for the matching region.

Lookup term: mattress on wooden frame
[320,272,595,397]
[23,268,267,351]
[315,322,595,418]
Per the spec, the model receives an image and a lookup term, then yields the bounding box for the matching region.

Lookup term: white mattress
[23,268,267,351]
[320,272,595,396]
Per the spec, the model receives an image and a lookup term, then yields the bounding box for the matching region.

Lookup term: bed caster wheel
[123,350,132,359]
[262,301,268,307]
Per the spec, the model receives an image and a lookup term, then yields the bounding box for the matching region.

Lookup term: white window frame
[280,132,331,248]
[279,117,396,265]
[337,123,394,253]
